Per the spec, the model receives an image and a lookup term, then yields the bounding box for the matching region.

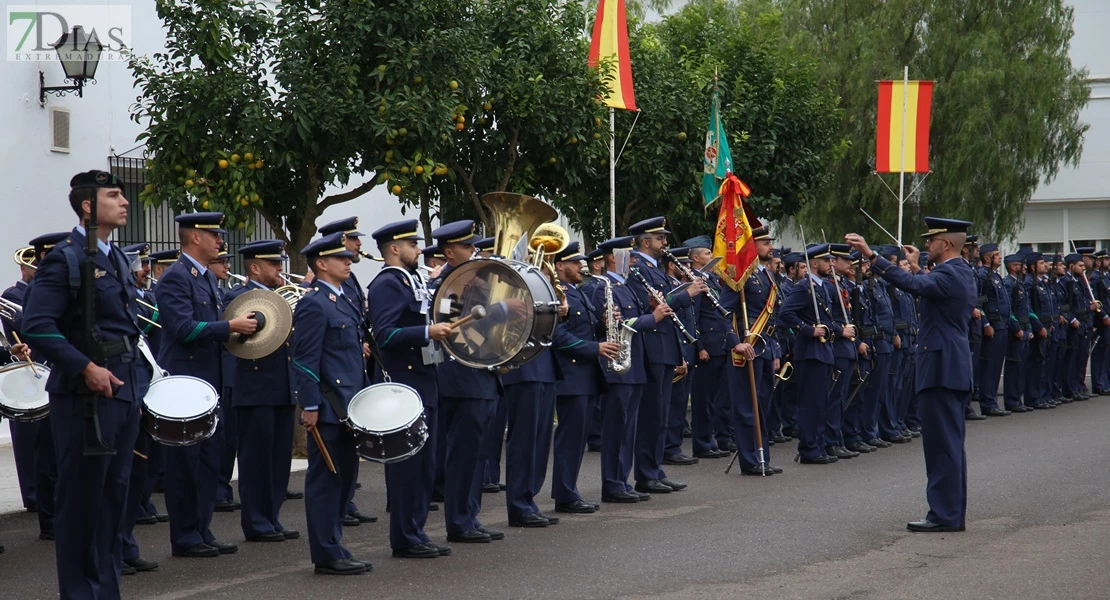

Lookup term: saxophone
[594,274,635,374]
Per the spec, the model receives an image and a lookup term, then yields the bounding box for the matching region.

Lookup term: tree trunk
[419,187,432,240]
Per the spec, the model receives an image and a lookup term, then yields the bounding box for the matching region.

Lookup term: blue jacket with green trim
[553,280,604,396]
[367,268,438,406]
[154,253,230,389]
[291,283,369,424]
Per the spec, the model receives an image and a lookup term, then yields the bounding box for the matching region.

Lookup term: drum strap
[320,383,350,421]
[136,337,169,381]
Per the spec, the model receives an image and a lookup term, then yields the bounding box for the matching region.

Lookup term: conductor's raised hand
[844,234,872,257]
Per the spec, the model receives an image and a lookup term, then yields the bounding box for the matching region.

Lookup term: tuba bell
[529,222,569,302]
[483,192,559,260]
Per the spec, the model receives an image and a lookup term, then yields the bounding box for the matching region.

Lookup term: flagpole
[897,65,908,245]
[609,107,616,237]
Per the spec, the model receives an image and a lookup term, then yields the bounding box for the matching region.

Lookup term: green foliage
[776,0,1089,241]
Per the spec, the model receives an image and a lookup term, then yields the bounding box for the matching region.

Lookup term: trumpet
[280,272,306,285]
[229,273,248,284]
[13,246,36,271]
[0,297,22,321]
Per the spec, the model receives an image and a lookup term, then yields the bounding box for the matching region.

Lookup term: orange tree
[130,0,473,270]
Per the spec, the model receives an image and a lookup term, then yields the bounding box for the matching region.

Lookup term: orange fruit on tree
[391,184,402,195]
[218,159,229,169]
[231,154,240,163]
[414,165,424,175]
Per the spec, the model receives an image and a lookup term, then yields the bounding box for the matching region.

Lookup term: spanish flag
[588,0,637,111]
[875,80,933,173]
[713,174,761,292]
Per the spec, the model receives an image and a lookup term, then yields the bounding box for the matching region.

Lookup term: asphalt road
[3,395,1110,600]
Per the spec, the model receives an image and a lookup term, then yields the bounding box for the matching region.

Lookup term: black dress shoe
[601,491,640,503]
[208,540,238,554]
[286,490,305,500]
[906,519,964,533]
[695,449,727,459]
[771,434,789,444]
[555,500,598,514]
[883,435,911,444]
[681,426,692,438]
[536,512,560,525]
[659,478,687,491]
[907,430,922,438]
[282,529,301,540]
[447,529,492,543]
[247,531,286,542]
[482,483,501,494]
[428,503,440,511]
[214,501,238,513]
[156,513,170,522]
[350,510,377,523]
[349,558,373,571]
[983,407,1011,416]
[867,438,892,448]
[1032,403,1050,410]
[797,454,833,465]
[845,441,872,453]
[39,530,55,541]
[392,543,441,558]
[135,514,159,525]
[342,514,361,527]
[633,490,651,501]
[718,441,738,452]
[663,453,699,466]
[498,483,506,491]
[965,412,987,421]
[476,525,505,540]
[508,512,550,528]
[833,446,859,459]
[1059,397,1074,404]
[427,541,452,556]
[1008,405,1032,413]
[634,480,673,494]
[124,557,160,572]
[315,558,368,574]
[765,464,784,474]
[121,562,137,576]
[172,544,219,558]
[740,466,773,476]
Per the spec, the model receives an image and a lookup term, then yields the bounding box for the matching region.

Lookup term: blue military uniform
[627,217,693,491]
[863,260,900,444]
[779,245,838,463]
[823,244,859,457]
[156,212,236,557]
[551,242,607,512]
[583,247,606,452]
[588,237,660,501]
[842,252,877,452]
[662,247,699,462]
[1002,254,1032,411]
[367,221,443,556]
[975,244,1010,414]
[867,217,976,531]
[213,242,240,510]
[225,241,297,541]
[22,171,152,598]
[427,220,503,541]
[290,233,370,573]
[1023,253,1054,409]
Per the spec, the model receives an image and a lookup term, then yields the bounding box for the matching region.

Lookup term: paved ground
[2,395,1110,599]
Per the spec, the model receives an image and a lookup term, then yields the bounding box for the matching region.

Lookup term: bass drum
[431,258,559,371]
[0,362,50,422]
[346,383,427,464]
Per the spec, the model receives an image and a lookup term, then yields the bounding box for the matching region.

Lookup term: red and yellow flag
[713,174,761,291]
[588,0,637,111]
[875,80,933,173]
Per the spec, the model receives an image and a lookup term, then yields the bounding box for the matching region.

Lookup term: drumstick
[311,427,337,474]
[133,450,148,460]
[449,305,488,330]
[10,332,39,378]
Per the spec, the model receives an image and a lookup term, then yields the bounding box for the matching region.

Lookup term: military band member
[780,244,840,464]
[771,251,806,444]
[1023,253,1055,409]
[157,212,256,558]
[842,251,877,454]
[3,244,43,514]
[552,242,619,514]
[210,242,241,513]
[879,246,914,442]
[962,237,987,421]
[368,220,453,558]
[583,247,607,453]
[846,217,977,533]
[975,244,1011,416]
[1095,250,1110,394]
[662,247,699,465]
[1049,256,1070,402]
[291,233,371,574]
[823,244,860,459]
[22,170,154,596]
[718,227,778,476]
[150,248,179,281]
[1002,253,1033,412]
[683,236,732,459]
[427,220,505,543]
[862,250,900,445]
[1062,251,1105,400]
[422,245,447,272]
[627,217,699,493]
[590,238,665,502]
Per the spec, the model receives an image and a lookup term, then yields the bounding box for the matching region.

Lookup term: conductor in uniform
[22,170,153,598]
[367,220,454,558]
[291,233,372,575]
[157,212,257,558]
[226,240,299,543]
[846,217,977,532]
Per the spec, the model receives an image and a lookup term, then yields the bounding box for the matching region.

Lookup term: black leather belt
[97,336,137,360]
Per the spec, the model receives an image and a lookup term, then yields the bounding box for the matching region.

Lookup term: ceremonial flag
[702,86,735,208]
[875,80,934,173]
[713,174,761,291]
[588,0,637,111]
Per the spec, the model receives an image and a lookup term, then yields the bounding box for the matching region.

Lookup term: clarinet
[630,268,697,344]
[664,250,730,317]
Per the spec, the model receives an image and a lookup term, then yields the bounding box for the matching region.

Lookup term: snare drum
[345,383,427,464]
[142,375,219,446]
[0,361,50,422]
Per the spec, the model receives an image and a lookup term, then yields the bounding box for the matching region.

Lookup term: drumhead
[145,375,218,418]
[432,258,555,369]
[0,362,49,410]
[347,383,422,433]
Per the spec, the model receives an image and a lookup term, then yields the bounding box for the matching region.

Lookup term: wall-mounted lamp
[39,25,103,107]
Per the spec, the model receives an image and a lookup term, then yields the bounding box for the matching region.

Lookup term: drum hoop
[0,362,51,412]
[145,375,220,420]
[0,361,49,375]
[346,382,424,435]
[431,258,540,368]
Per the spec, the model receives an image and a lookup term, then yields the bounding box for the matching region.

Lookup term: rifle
[80,191,116,456]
